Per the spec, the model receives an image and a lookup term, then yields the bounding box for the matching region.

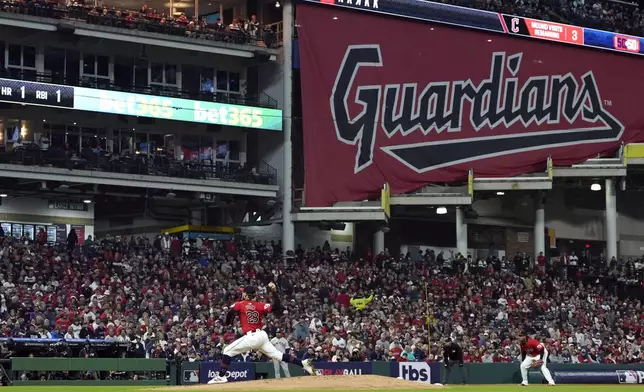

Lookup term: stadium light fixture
[590,183,601,191]
[0,194,7,198]
[496,191,505,196]
[83,199,92,204]
[436,206,447,215]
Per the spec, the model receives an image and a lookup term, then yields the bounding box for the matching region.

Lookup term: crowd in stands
[0,0,278,47]
[0,229,643,366]
[3,0,644,45]
[440,0,644,37]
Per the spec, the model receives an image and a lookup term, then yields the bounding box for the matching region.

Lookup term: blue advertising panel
[199,362,256,383]
[390,361,441,384]
[553,369,644,384]
[314,361,373,376]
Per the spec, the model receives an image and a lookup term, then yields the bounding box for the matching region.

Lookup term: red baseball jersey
[521,338,544,356]
[231,300,272,333]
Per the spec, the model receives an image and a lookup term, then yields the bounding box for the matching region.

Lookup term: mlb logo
[617,370,639,384]
[183,370,200,383]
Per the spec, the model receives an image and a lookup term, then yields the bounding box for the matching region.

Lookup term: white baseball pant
[223,330,283,361]
[273,359,291,378]
[520,348,555,385]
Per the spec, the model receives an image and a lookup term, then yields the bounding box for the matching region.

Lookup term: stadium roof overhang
[0,12,278,61]
[0,164,279,198]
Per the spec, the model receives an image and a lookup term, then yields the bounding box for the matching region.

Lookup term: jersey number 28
[246,311,260,323]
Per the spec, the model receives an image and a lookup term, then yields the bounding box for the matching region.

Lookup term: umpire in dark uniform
[442,337,467,384]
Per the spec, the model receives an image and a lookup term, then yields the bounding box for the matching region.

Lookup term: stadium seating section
[0,232,642,364]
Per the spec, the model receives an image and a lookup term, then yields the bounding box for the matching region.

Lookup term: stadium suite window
[82,54,110,88]
[150,63,177,89]
[44,48,66,83]
[5,44,36,80]
[199,66,215,93]
[216,70,240,93]
[216,140,240,162]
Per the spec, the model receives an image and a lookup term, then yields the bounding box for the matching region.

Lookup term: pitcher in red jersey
[519,334,555,386]
[208,283,316,384]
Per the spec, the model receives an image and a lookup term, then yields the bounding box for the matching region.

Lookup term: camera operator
[79,343,98,380]
[350,349,363,362]
[0,339,14,359]
[56,341,72,358]
[79,342,96,359]
[125,338,145,358]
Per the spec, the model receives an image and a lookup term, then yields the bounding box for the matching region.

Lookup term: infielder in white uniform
[271,333,291,378]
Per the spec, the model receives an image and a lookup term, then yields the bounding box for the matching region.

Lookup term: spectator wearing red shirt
[537,252,546,273]
[336,291,350,307]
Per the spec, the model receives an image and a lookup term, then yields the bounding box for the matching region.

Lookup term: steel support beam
[0,164,278,198]
[74,29,260,58]
[390,194,472,206]
[281,0,295,253]
[472,177,552,191]
[293,207,387,222]
[553,167,626,177]
[605,178,618,262]
[0,17,56,31]
[625,158,644,165]
[373,230,385,254]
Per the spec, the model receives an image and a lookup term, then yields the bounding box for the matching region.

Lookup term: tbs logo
[399,363,431,383]
[614,36,640,53]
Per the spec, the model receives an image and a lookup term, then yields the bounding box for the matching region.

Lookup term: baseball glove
[532,360,543,368]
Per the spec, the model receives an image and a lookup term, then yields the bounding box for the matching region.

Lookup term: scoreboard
[304,0,644,57]
[501,15,583,46]
[0,79,74,108]
[0,77,283,131]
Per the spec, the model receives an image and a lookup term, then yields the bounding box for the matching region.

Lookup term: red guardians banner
[297,4,644,207]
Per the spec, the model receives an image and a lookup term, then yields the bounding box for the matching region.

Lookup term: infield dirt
[157,375,442,390]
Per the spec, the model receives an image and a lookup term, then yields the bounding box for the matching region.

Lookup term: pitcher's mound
[157,375,442,390]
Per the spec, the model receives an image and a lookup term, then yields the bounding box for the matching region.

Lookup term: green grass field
[1,385,639,392]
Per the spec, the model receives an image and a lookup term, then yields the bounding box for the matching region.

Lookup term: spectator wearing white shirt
[569,251,579,266]
[309,317,322,333]
[116,330,131,343]
[332,333,346,349]
[70,321,82,339]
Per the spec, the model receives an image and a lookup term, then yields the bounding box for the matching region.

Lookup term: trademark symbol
[603,100,612,106]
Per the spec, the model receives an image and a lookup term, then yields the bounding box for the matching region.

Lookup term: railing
[0,0,282,48]
[266,21,283,46]
[0,68,279,110]
[0,146,278,186]
[257,160,278,184]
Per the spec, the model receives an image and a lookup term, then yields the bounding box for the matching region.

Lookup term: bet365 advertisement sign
[0,77,283,131]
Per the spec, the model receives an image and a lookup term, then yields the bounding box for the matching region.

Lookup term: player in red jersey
[208,283,316,384]
[519,334,555,386]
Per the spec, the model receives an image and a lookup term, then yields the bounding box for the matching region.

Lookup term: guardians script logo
[330,45,624,174]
